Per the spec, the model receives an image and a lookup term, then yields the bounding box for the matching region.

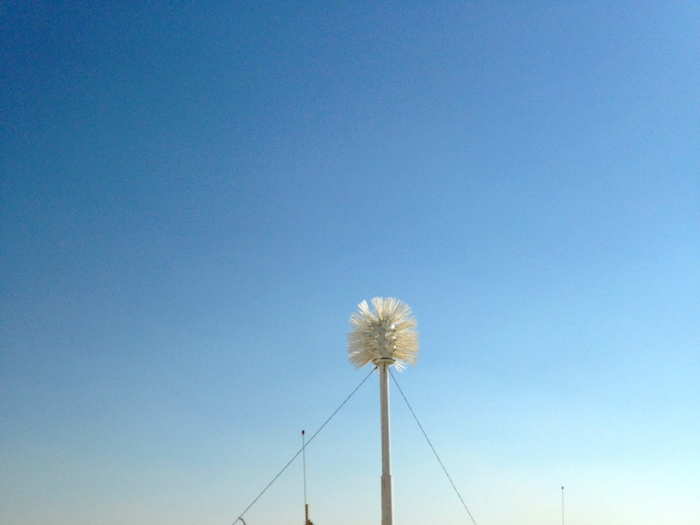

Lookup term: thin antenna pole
[561,485,565,525]
[302,430,309,525]
[378,361,393,525]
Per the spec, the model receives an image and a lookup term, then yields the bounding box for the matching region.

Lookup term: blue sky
[1,2,699,524]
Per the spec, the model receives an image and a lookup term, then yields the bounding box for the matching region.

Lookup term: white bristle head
[347,297,419,369]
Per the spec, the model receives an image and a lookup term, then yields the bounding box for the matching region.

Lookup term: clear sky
[1,2,699,524]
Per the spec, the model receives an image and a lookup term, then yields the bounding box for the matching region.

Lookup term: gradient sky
[2,2,699,525]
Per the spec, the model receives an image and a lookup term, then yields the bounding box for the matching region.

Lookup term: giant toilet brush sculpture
[348,297,419,525]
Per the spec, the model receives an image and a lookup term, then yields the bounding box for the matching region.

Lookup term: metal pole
[302,430,309,525]
[561,485,565,525]
[379,361,393,525]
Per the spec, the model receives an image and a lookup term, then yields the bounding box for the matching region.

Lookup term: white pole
[561,485,565,525]
[379,361,393,525]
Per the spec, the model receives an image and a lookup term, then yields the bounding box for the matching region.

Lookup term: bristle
[347,297,419,368]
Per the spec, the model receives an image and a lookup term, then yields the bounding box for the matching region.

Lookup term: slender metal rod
[302,430,308,525]
[561,485,565,525]
[379,362,393,525]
